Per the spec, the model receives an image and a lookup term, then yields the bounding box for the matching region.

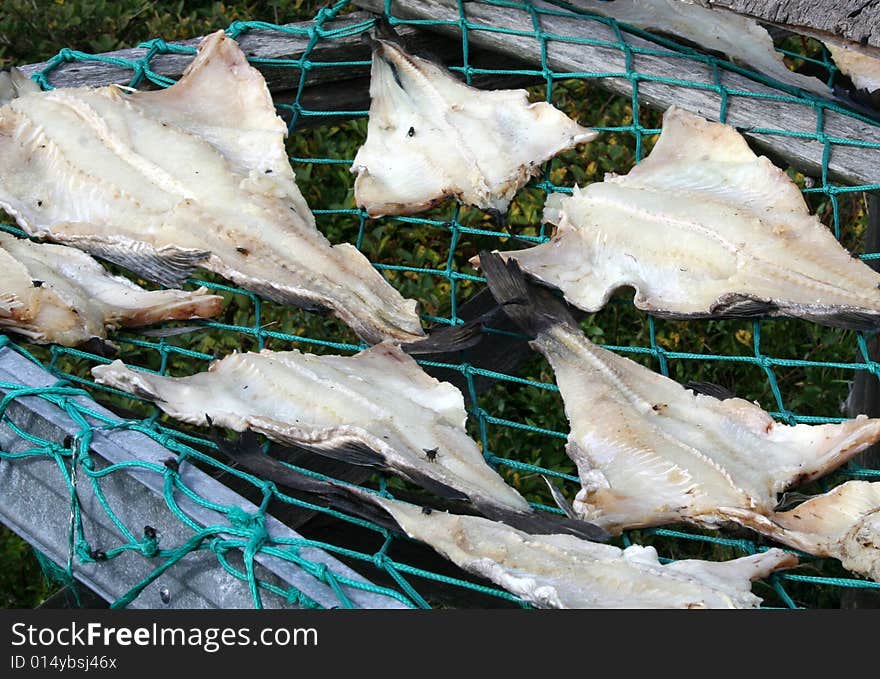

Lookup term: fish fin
[78,337,118,358]
[479,502,610,542]
[684,381,737,401]
[62,238,211,288]
[709,294,778,318]
[284,436,387,468]
[773,491,813,512]
[541,474,579,520]
[138,325,208,338]
[401,321,482,355]
[401,311,498,355]
[792,308,880,332]
[479,250,578,338]
[210,429,403,530]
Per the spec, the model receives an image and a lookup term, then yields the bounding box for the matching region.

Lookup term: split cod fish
[0,31,424,345]
[476,107,880,330]
[91,341,606,540]
[481,252,880,581]
[373,496,797,609]
[0,232,222,350]
[572,0,829,95]
[350,30,597,217]
[199,447,796,608]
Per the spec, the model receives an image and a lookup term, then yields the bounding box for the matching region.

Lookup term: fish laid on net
[0,232,222,351]
[0,30,425,345]
[350,28,597,217]
[477,107,880,330]
[481,252,880,582]
[91,341,607,541]
[196,443,798,609]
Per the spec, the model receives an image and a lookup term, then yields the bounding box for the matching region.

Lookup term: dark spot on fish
[236,247,250,256]
[161,122,168,127]
[32,280,43,287]
[39,144,46,149]
[386,59,404,90]
[91,549,107,561]
[652,403,667,412]
[793,514,802,520]
[163,457,179,472]
[143,525,157,540]
[36,200,42,207]
[62,435,73,448]
[71,308,79,315]
[265,169,273,174]
[423,447,438,462]
[407,126,415,137]
[421,506,432,515]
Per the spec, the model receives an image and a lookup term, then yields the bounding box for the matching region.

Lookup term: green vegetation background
[0,0,870,608]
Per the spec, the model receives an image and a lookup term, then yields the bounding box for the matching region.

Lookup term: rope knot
[57,48,76,63]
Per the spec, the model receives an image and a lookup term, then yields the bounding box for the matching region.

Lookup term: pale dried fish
[477,107,880,330]
[0,31,424,344]
[573,0,829,95]
[826,39,880,94]
[91,341,606,539]
[481,252,880,581]
[0,232,222,349]
[350,34,596,217]
[373,495,797,608]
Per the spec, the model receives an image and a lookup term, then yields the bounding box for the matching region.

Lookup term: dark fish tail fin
[209,427,402,531]
[402,308,501,356]
[479,251,577,339]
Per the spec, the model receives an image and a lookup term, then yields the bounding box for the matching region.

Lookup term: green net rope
[1,0,879,608]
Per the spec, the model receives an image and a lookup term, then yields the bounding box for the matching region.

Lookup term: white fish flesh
[0,232,222,348]
[0,31,424,344]
[350,34,597,217]
[479,106,880,330]
[91,341,605,538]
[480,252,880,581]
[826,39,880,94]
[373,495,797,608]
[573,0,829,95]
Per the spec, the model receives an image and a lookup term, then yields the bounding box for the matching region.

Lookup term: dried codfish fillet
[574,0,828,95]
[373,495,797,608]
[0,232,222,348]
[826,39,880,94]
[0,32,424,345]
[91,341,606,539]
[478,107,880,330]
[481,252,880,580]
[350,34,596,217]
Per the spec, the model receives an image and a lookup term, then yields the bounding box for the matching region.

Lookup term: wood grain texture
[355,0,880,187]
[710,0,880,49]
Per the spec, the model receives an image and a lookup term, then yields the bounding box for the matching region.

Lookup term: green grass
[0,0,875,609]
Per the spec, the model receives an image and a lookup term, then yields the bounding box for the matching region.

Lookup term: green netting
[2,0,880,609]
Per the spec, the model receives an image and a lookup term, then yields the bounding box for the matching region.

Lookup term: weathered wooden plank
[355,0,880,188]
[12,12,541,132]
[710,0,880,50]
[16,12,376,90]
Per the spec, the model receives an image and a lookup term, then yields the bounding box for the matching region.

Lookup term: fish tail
[479,250,578,339]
